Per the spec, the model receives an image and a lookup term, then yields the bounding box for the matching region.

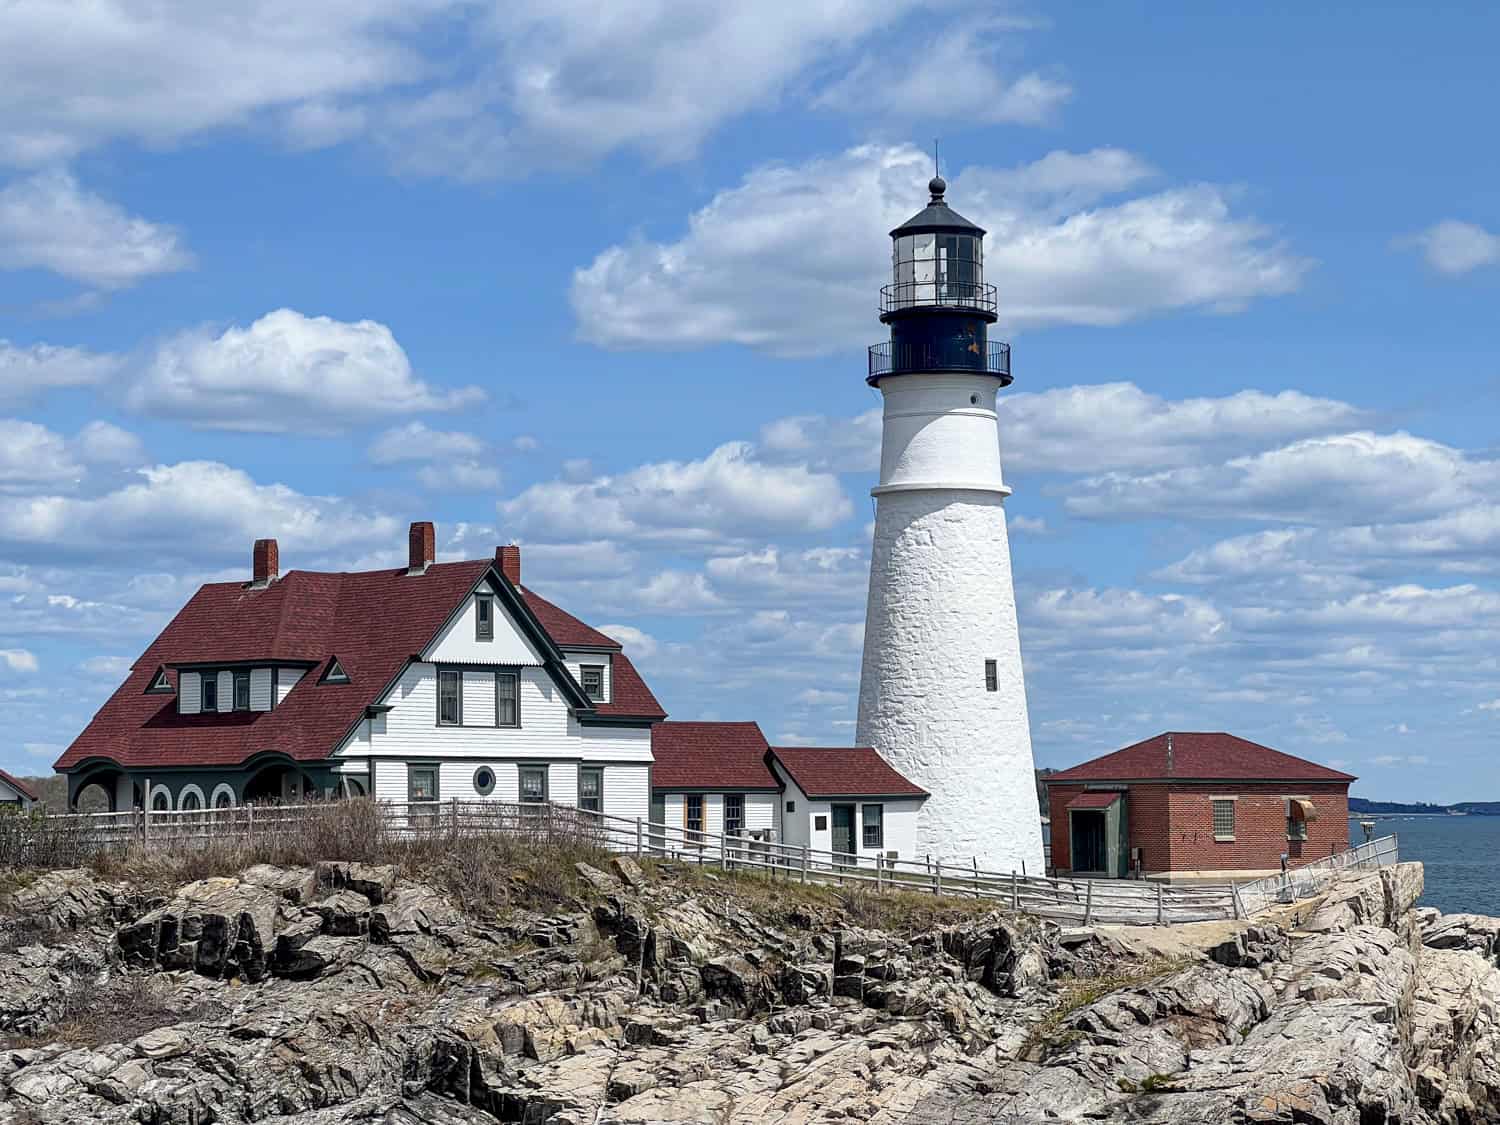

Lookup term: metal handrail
[868,339,1011,380]
[881,280,997,315]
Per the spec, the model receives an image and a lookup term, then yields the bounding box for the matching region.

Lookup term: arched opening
[179,786,203,812]
[243,763,315,805]
[211,783,237,809]
[150,788,170,813]
[71,769,124,813]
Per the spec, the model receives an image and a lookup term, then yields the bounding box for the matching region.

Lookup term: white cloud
[1399,220,1500,276]
[127,309,484,433]
[502,441,851,543]
[759,382,1364,476]
[0,648,38,673]
[0,420,84,492]
[814,20,1069,126]
[1024,587,1227,650]
[1370,754,1430,767]
[0,460,399,564]
[73,421,147,467]
[79,654,132,678]
[0,339,124,405]
[573,144,1309,355]
[596,623,658,659]
[416,462,502,492]
[0,169,191,288]
[369,421,485,464]
[0,2,443,166]
[1066,431,1498,524]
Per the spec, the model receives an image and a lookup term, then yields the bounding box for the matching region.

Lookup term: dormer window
[475,595,494,641]
[201,673,218,711]
[580,664,604,701]
[145,666,173,695]
[321,657,350,685]
[233,671,251,711]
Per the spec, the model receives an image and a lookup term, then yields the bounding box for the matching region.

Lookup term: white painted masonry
[857,370,1046,873]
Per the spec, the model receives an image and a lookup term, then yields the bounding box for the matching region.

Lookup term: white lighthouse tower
[855,175,1045,873]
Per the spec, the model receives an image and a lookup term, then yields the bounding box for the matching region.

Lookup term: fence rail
[1,800,1398,928]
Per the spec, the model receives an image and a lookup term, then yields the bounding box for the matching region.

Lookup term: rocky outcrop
[0,857,1496,1124]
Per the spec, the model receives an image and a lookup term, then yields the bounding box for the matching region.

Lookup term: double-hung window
[1212,798,1236,840]
[578,767,603,814]
[233,670,251,711]
[862,804,884,850]
[437,669,462,725]
[496,671,519,727]
[519,766,547,818]
[724,793,745,838]
[409,766,439,824]
[580,664,605,701]
[685,794,704,844]
[201,672,218,712]
[475,595,494,641]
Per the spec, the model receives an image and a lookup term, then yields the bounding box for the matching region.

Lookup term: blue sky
[2,2,1498,801]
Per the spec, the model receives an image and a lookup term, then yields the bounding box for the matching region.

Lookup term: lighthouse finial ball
[928,175,946,200]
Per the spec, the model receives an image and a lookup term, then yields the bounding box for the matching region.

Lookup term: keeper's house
[1045,732,1354,882]
[0,769,38,812]
[55,523,666,815]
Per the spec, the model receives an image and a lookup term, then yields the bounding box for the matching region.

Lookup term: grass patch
[1020,956,1197,1061]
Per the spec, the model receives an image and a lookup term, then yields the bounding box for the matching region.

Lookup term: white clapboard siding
[462,670,497,726]
[347,664,651,762]
[746,792,777,833]
[179,671,201,714]
[250,667,274,712]
[602,765,649,821]
[217,671,234,713]
[563,653,611,703]
[426,590,544,666]
[276,668,304,706]
[549,762,580,807]
[440,761,520,802]
[373,760,408,803]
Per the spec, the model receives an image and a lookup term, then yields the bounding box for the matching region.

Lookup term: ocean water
[1355,815,1500,916]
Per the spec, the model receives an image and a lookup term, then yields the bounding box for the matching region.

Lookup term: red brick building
[1045,732,1354,882]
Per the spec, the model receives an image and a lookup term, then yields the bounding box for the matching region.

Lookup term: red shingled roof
[651,722,780,791]
[0,768,39,802]
[1047,732,1357,784]
[57,560,665,772]
[770,746,928,799]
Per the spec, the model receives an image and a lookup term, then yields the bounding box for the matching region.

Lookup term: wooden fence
[3,800,1398,928]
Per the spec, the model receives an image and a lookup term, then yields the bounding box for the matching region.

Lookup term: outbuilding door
[1071,811,1108,874]
[831,804,856,864]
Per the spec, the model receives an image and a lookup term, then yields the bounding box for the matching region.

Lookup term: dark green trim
[169,659,318,671]
[577,715,658,728]
[144,665,174,694]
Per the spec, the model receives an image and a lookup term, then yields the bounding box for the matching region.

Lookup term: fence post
[935,859,943,897]
[142,783,152,845]
[1083,880,1094,925]
[450,797,459,843]
[1156,881,1164,925]
[1011,870,1019,911]
[801,845,809,884]
[1231,883,1247,920]
[972,856,980,894]
[635,817,643,856]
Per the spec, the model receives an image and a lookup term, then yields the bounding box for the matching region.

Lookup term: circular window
[474,767,496,797]
[970,393,980,405]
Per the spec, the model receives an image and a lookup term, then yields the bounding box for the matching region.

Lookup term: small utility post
[801,844,809,884]
[934,859,943,897]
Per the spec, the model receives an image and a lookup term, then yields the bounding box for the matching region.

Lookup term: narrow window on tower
[984,659,998,692]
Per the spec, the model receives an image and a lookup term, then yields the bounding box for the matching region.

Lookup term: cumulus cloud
[127,309,483,433]
[0,460,399,564]
[501,442,851,543]
[0,169,191,288]
[369,421,500,492]
[759,383,1365,476]
[595,624,658,659]
[0,419,146,494]
[1399,220,1500,276]
[0,648,38,673]
[1065,431,1498,524]
[0,339,124,406]
[813,20,1070,126]
[572,144,1310,355]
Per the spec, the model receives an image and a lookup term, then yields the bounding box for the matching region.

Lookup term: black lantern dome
[868,177,1011,385]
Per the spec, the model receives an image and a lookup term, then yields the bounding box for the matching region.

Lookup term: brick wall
[1047,781,1349,875]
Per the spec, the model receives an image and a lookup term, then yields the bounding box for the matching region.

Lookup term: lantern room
[869,176,1010,384]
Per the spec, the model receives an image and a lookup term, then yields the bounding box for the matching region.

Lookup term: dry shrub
[4,972,216,1051]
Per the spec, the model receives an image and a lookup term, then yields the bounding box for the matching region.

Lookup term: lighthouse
[855,175,1045,873]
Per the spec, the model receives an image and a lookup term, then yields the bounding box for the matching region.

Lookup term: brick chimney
[408,521,435,575]
[251,538,278,588]
[496,545,521,587]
